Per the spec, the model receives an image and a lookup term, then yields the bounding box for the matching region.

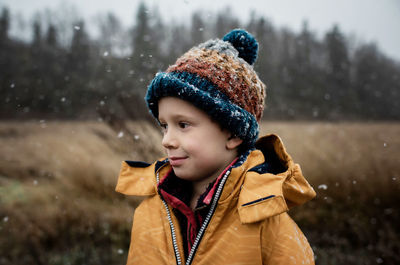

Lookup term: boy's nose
[162,129,178,149]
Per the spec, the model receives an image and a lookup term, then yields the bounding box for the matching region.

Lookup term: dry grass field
[0,120,399,265]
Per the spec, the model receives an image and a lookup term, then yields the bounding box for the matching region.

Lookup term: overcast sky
[2,0,400,61]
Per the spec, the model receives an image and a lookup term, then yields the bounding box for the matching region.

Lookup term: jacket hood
[236,134,316,224]
[115,134,316,224]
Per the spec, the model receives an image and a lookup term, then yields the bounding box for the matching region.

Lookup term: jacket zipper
[157,168,232,265]
[185,169,231,264]
[157,170,183,265]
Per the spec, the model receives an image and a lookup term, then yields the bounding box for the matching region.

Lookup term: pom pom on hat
[222,29,259,65]
[145,29,266,149]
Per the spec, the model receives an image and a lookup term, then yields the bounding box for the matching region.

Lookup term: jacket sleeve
[261,213,315,265]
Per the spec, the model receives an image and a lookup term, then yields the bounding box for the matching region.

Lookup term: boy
[116,29,316,265]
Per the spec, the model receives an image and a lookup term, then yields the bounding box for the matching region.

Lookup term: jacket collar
[115,160,160,196]
[115,134,316,224]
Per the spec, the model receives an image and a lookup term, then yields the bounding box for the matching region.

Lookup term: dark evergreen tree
[324,25,352,119]
[353,43,400,119]
[97,12,123,55]
[190,12,205,45]
[274,28,297,119]
[166,23,190,64]
[62,20,93,115]
[46,24,57,48]
[130,1,159,95]
[0,7,12,109]
[215,7,240,37]
[0,7,9,44]
[247,15,280,118]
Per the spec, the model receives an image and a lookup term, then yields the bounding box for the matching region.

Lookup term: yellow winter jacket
[116,134,316,265]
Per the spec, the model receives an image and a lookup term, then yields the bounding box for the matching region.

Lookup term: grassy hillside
[0,121,399,265]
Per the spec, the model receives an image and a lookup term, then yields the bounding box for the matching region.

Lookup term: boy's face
[158,97,241,183]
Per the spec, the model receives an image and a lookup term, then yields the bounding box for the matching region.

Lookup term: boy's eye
[159,123,168,132]
[178,122,189,129]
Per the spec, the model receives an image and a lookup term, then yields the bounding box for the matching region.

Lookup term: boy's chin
[172,168,197,182]
[173,170,190,181]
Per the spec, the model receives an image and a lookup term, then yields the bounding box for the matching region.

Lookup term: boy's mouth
[168,156,187,167]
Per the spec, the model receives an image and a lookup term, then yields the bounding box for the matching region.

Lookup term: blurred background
[0,0,399,264]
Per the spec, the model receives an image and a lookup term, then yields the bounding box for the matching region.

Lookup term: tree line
[0,3,399,120]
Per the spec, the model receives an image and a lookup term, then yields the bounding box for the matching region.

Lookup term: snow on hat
[145,29,266,149]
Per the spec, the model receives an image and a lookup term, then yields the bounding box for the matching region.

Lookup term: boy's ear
[226,135,243,150]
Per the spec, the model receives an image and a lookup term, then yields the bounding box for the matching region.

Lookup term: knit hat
[145,29,266,149]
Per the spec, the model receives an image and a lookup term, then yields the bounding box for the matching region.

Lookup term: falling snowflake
[318,184,328,190]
